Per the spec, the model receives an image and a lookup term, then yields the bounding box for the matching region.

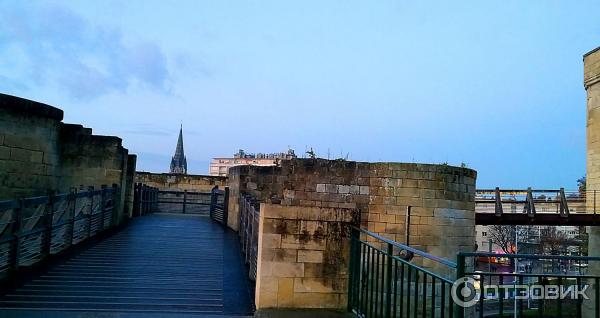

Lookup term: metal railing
[348,227,458,318]
[210,187,229,225]
[457,252,600,318]
[0,184,120,280]
[239,193,259,281]
[475,188,587,216]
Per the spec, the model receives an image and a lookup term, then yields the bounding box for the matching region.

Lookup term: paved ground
[0,213,254,317]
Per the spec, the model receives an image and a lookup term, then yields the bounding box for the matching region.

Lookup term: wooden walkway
[0,213,254,317]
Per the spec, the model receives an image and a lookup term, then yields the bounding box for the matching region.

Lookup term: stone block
[272,262,305,278]
[277,278,295,307]
[315,183,326,193]
[261,234,282,249]
[325,184,337,193]
[262,248,297,262]
[257,291,278,308]
[262,204,298,219]
[293,278,339,293]
[291,293,341,308]
[297,250,323,263]
[359,186,369,195]
[0,146,9,160]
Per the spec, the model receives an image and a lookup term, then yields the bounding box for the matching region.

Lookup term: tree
[488,225,516,255]
[578,175,586,194]
[540,227,575,255]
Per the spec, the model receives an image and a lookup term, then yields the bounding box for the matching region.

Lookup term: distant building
[209,149,296,176]
[170,125,187,174]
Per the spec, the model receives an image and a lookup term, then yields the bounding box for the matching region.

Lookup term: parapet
[0,93,63,121]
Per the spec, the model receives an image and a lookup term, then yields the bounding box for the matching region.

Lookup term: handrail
[459,251,600,261]
[0,184,122,281]
[356,227,458,268]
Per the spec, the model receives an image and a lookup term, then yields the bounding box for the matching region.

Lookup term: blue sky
[0,0,598,188]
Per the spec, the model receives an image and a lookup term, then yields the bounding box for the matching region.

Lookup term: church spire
[170,125,187,174]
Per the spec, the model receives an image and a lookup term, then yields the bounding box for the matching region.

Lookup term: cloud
[0,2,171,100]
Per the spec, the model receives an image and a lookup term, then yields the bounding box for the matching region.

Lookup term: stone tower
[584,46,600,315]
[170,125,187,174]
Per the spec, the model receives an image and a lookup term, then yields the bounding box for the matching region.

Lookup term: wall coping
[136,171,229,180]
[230,158,477,177]
[0,93,64,121]
[584,46,600,59]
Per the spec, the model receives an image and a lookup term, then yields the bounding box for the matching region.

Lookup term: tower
[170,125,187,174]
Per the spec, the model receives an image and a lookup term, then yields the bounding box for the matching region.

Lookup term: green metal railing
[457,252,600,318]
[348,227,458,317]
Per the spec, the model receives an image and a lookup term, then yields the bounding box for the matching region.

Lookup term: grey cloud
[0,3,171,100]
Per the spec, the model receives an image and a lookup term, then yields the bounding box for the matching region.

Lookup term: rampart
[230,158,477,310]
[134,172,227,192]
[0,93,135,223]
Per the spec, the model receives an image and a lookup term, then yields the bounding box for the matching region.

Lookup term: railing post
[454,253,466,318]
[385,242,393,318]
[223,187,229,225]
[112,183,119,226]
[100,185,107,231]
[68,188,76,246]
[87,186,94,239]
[133,183,140,217]
[210,189,216,219]
[9,198,23,271]
[41,190,55,258]
[347,227,359,312]
[152,187,157,213]
[183,190,187,214]
[141,185,146,215]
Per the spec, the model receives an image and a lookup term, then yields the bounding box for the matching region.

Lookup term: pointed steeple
[170,125,187,174]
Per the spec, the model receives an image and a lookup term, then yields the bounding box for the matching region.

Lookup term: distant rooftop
[232,148,296,160]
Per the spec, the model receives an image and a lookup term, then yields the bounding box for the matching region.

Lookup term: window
[482,232,487,237]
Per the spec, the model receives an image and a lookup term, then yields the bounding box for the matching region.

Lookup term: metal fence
[239,193,260,281]
[0,185,120,280]
[457,252,600,318]
[348,227,458,318]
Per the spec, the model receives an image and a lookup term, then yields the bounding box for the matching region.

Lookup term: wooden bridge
[0,185,253,317]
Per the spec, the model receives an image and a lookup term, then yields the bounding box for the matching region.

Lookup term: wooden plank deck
[0,213,254,317]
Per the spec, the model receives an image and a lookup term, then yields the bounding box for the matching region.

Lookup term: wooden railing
[0,185,121,280]
[239,193,259,281]
[133,183,158,216]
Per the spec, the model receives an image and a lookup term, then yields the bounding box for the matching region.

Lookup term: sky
[0,0,598,188]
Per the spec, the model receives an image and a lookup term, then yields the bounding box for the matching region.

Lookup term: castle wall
[134,172,227,192]
[0,93,134,226]
[230,159,477,310]
[0,94,63,199]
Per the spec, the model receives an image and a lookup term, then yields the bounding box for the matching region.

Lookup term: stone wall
[0,94,63,199]
[134,172,227,192]
[584,46,600,315]
[255,204,354,309]
[0,93,135,224]
[230,158,477,310]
